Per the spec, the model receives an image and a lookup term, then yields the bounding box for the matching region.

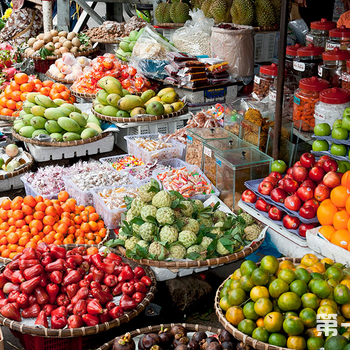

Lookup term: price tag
[326,42,341,51]
[342,73,350,82]
[254,76,261,84]
[203,146,212,157]
[293,95,301,105]
[314,110,325,120]
[293,61,305,72]
[215,158,222,166]
[187,136,193,144]
[318,66,323,77]
[306,34,313,43]
[269,90,277,102]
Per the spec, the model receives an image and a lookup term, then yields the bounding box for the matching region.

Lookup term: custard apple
[156,207,175,225]
[198,217,213,227]
[152,190,172,208]
[169,243,187,259]
[148,242,168,260]
[178,230,197,248]
[138,182,157,203]
[211,222,224,236]
[118,227,129,241]
[193,199,204,211]
[187,245,204,260]
[132,223,141,235]
[139,222,156,242]
[213,210,227,223]
[182,218,200,234]
[174,210,182,219]
[200,236,214,250]
[216,240,230,255]
[126,210,135,222]
[140,205,157,221]
[137,240,149,249]
[239,212,255,225]
[159,225,178,243]
[244,224,261,240]
[125,237,139,251]
[130,198,146,216]
[180,201,193,217]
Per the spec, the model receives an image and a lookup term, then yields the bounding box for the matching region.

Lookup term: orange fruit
[14,73,29,85]
[11,90,22,102]
[58,191,69,202]
[331,229,350,249]
[9,81,20,91]
[20,83,33,93]
[318,225,336,241]
[226,306,245,326]
[331,186,350,208]
[42,80,54,88]
[6,99,16,110]
[23,196,36,208]
[317,199,338,226]
[333,210,350,230]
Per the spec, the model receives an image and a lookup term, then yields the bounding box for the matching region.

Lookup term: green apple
[342,113,350,131]
[312,140,329,152]
[332,127,348,140]
[333,119,343,129]
[271,160,287,174]
[0,158,3,169]
[314,123,331,136]
[345,161,350,171]
[331,143,347,156]
[337,161,348,173]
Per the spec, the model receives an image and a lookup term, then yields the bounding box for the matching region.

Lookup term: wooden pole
[272,0,289,160]
[42,0,53,32]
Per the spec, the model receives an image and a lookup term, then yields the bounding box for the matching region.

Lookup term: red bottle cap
[319,87,350,104]
[310,18,336,31]
[299,76,330,92]
[322,47,350,61]
[260,63,278,76]
[329,26,350,38]
[286,44,302,57]
[297,44,324,57]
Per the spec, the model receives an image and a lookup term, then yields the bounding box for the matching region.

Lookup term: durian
[255,0,276,27]
[210,0,229,23]
[201,0,214,18]
[230,0,254,25]
[170,0,191,23]
[155,2,172,23]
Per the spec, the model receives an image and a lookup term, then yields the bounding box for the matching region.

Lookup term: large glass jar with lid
[286,44,302,72]
[318,48,350,87]
[293,44,324,82]
[326,26,350,51]
[306,18,336,48]
[252,63,278,100]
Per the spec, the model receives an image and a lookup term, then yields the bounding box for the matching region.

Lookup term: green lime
[260,255,279,275]
[299,308,317,328]
[264,311,283,333]
[267,275,277,288]
[252,327,269,342]
[307,336,324,350]
[283,316,304,336]
[219,296,231,311]
[278,292,302,312]
[324,335,348,350]
[268,333,287,347]
[240,260,257,276]
[240,275,255,293]
[251,268,270,286]
[310,272,325,280]
[278,268,296,284]
[326,266,344,282]
[269,278,289,299]
[284,311,298,318]
[254,297,273,317]
[238,319,256,335]
[334,284,350,305]
[228,288,246,306]
[295,268,311,284]
[310,279,332,299]
[220,286,230,298]
[224,279,234,289]
[243,301,259,320]
[301,293,320,310]
[290,280,308,297]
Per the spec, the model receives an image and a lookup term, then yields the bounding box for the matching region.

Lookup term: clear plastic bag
[172,10,214,56]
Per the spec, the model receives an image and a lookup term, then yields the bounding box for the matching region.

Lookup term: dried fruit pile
[0,244,153,328]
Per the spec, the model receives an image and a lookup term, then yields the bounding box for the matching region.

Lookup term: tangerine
[331,185,350,208]
[225,306,245,326]
[317,199,338,226]
[319,225,336,241]
[331,229,350,249]
[333,210,350,230]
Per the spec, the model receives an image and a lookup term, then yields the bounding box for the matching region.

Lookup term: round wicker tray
[23,47,100,61]
[90,37,122,44]
[0,115,16,122]
[0,151,34,181]
[215,257,302,350]
[91,104,188,123]
[117,237,264,269]
[70,87,96,101]
[45,71,74,84]
[97,323,224,350]
[11,129,111,147]
[0,248,157,338]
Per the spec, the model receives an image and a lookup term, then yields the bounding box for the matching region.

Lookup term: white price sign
[293,61,305,72]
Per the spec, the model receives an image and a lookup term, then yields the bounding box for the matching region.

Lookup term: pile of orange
[317,170,350,251]
[0,73,75,117]
[0,191,106,259]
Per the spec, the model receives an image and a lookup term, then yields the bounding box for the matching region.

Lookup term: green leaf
[196,232,204,245]
[124,196,134,210]
[122,221,132,234]
[233,233,244,245]
[130,217,145,226]
[146,216,157,225]
[219,237,234,254]
[135,244,149,258]
[175,218,185,231]
[207,238,218,252]
[39,47,52,60]
[78,32,90,46]
[177,203,187,210]
[158,245,166,261]
[104,239,125,247]
[171,199,180,209]
[169,191,184,200]
[186,252,200,260]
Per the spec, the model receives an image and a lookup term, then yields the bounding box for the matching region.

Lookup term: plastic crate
[124,133,186,163]
[153,162,220,201]
[91,185,138,229]
[21,176,59,199]
[99,153,144,172]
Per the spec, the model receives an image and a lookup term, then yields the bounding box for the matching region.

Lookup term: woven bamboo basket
[214,258,302,350]
[97,323,224,350]
[0,151,34,181]
[0,115,16,122]
[0,247,157,338]
[117,237,264,269]
[70,87,96,101]
[11,129,111,147]
[45,71,74,84]
[90,37,122,44]
[91,104,188,123]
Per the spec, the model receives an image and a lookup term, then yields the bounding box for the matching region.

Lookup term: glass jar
[326,26,350,51]
[318,48,350,87]
[314,87,350,127]
[306,18,336,48]
[252,63,278,100]
[286,44,302,72]
[293,44,324,82]
[293,76,329,132]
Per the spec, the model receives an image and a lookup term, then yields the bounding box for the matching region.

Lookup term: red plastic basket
[33,58,56,74]
[11,330,97,350]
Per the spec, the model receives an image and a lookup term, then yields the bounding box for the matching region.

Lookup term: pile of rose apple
[0,243,153,328]
[242,153,342,236]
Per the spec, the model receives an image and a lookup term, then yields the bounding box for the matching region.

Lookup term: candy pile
[156,167,214,198]
[128,163,172,182]
[134,138,173,151]
[110,155,144,172]
[97,187,139,210]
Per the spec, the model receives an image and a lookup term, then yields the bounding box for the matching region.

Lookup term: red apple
[320,155,331,162]
[296,186,314,202]
[322,159,338,173]
[268,206,284,221]
[283,178,299,193]
[323,171,341,189]
[284,195,302,211]
[300,153,316,169]
[277,179,284,189]
[263,176,278,186]
[282,215,300,230]
[299,205,316,219]
[305,198,320,210]
[287,168,293,176]
[294,161,302,167]
[298,223,317,237]
[338,172,344,180]
[241,190,257,203]
[292,166,308,183]
[301,179,317,190]
[270,188,288,203]
[255,198,271,212]
[269,171,283,181]
[258,180,274,195]
[314,184,330,201]
[308,166,325,182]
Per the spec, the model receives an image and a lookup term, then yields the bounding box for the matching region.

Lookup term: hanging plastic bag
[131,25,178,79]
[172,9,214,56]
